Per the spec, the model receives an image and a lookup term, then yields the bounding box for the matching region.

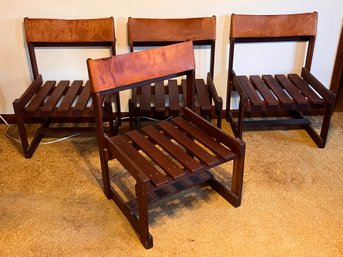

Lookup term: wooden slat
[195,79,211,112]
[58,80,83,112]
[40,80,69,112]
[262,75,294,105]
[127,130,186,179]
[142,125,203,173]
[140,84,152,112]
[275,74,308,104]
[167,79,181,113]
[157,121,219,167]
[154,81,165,113]
[74,81,91,111]
[250,75,279,106]
[288,74,323,104]
[171,116,235,161]
[237,76,263,106]
[25,81,56,112]
[110,135,169,187]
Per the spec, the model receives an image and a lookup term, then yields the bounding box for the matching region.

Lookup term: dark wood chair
[13,17,120,158]
[128,16,223,128]
[226,12,336,148]
[87,41,245,248]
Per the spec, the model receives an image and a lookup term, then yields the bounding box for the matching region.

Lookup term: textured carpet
[0,113,342,257]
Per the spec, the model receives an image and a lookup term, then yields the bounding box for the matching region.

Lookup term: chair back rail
[24,17,116,79]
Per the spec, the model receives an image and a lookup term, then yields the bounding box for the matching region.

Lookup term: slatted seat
[226,12,336,147]
[13,17,120,158]
[128,16,223,128]
[87,41,245,249]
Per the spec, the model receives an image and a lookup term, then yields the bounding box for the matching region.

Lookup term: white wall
[0,0,342,114]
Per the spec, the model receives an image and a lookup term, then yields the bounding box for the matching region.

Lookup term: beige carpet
[0,114,342,257]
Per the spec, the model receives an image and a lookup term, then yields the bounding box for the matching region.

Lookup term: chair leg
[231,146,246,206]
[136,181,153,249]
[235,97,247,139]
[303,102,335,148]
[216,104,223,129]
[99,154,112,199]
[15,113,49,158]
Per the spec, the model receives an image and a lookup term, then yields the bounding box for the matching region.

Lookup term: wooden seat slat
[195,79,212,112]
[110,135,169,187]
[237,76,264,106]
[127,130,186,179]
[250,75,279,106]
[171,116,235,161]
[139,83,152,112]
[58,80,83,112]
[167,79,181,113]
[154,81,166,113]
[40,80,69,112]
[25,81,56,112]
[74,81,91,111]
[275,74,308,105]
[288,74,324,104]
[262,75,294,105]
[142,125,203,173]
[157,121,220,167]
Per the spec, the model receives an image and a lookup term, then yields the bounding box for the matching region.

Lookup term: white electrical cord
[0,115,80,145]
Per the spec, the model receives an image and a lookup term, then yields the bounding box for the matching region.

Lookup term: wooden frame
[128,16,223,128]
[226,12,336,148]
[13,17,120,158]
[88,42,245,248]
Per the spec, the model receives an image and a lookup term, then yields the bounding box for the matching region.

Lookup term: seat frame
[13,17,120,158]
[128,16,223,128]
[87,42,245,249]
[226,12,336,148]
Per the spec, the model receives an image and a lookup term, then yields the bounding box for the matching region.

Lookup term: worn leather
[128,16,216,42]
[88,41,195,93]
[230,12,317,38]
[24,17,115,42]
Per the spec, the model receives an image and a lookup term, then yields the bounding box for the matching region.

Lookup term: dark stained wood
[226,12,336,148]
[288,74,323,104]
[57,80,83,112]
[40,80,69,112]
[127,16,222,128]
[262,75,294,105]
[167,80,181,113]
[13,17,118,158]
[237,76,263,106]
[157,120,219,167]
[250,75,279,106]
[88,42,246,249]
[142,125,203,173]
[126,130,186,179]
[25,81,56,112]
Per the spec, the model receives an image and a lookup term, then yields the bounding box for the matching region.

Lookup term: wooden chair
[128,16,223,128]
[226,12,336,147]
[87,41,245,248]
[13,17,120,158]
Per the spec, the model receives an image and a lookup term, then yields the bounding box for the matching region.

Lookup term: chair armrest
[232,71,248,100]
[12,75,43,112]
[206,72,223,109]
[182,107,245,155]
[301,68,336,103]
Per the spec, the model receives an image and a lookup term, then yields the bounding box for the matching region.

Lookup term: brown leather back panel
[128,16,216,43]
[88,41,195,93]
[230,12,317,39]
[24,17,115,43]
